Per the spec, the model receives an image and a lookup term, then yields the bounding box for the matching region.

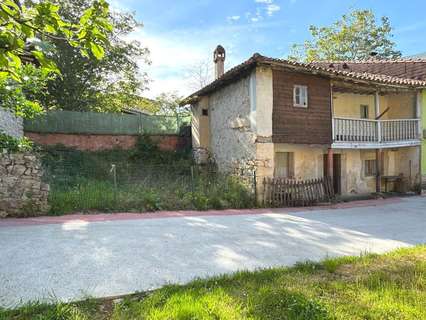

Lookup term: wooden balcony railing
[333,117,420,143]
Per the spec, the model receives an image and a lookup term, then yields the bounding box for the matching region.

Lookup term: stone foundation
[0,151,49,217]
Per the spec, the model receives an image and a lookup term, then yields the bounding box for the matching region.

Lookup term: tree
[185,58,213,91]
[38,0,150,112]
[289,9,402,62]
[0,0,112,118]
[152,92,188,116]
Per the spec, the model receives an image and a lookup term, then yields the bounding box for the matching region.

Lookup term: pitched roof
[312,59,426,81]
[183,54,426,104]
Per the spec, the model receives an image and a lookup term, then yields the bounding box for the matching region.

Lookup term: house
[185,46,425,200]
[312,59,426,187]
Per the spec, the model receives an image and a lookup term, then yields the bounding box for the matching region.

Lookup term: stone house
[186,46,425,199]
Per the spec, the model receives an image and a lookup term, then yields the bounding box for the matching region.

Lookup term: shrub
[0,132,33,152]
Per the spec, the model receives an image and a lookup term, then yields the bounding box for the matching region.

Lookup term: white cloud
[255,0,273,3]
[127,27,244,98]
[227,15,241,22]
[266,4,280,16]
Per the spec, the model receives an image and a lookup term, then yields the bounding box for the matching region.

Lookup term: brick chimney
[214,45,226,79]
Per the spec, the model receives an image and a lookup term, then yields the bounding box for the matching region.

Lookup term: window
[293,85,308,108]
[202,109,208,116]
[274,152,294,178]
[360,105,369,119]
[364,159,377,177]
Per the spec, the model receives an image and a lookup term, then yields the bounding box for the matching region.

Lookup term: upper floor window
[293,85,308,108]
[360,105,369,119]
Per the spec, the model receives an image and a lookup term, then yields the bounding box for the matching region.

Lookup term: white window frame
[293,85,308,108]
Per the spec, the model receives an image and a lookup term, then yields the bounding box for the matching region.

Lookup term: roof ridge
[256,55,426,84]
[183,53,426,104]
[312,59,426,64]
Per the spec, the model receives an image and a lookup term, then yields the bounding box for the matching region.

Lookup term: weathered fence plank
[263,176,335,207]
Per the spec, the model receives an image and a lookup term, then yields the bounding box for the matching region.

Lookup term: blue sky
[110,0,426,98]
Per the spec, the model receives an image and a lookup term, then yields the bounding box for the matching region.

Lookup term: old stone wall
[0,108,23,138]
[0,152,49,217]
[209,75,256,172]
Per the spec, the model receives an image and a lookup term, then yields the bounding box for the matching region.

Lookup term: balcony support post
[416,91,422,139]
[375,91,381,142]
[327,148,334,181]
[376,149,382,193]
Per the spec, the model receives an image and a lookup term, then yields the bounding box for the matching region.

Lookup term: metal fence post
[110,164,117,203]
[253,170,257,205]
[190,165,195,194]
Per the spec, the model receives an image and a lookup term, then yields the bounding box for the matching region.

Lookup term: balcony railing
[333,117,420,144]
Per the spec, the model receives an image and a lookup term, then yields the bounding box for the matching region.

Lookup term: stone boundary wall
[25,132,191,152]
[0,152,49,218]
[0,108,23,138]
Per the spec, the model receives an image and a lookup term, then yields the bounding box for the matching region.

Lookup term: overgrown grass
[2,246,426,319]
[48,175,255,215]
[39,137,256,215]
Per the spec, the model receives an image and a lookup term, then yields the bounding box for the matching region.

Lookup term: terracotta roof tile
[311,59,426,81]
[183,54,426,104]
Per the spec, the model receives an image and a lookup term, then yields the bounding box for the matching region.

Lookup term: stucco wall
[333,92,416,120]
[0,108,23,138]
[191,96,210,150]
[274,144,327,180]
[338,147,420,195]
[209,75,256,172]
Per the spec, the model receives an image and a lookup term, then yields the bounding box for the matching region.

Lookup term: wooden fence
[263,177,335,207]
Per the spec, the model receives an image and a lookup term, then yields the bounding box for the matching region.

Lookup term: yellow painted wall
[273,144,328,180]
[336,147,420,195]
[333,92,416,119]
[384,93,416,119]
[333,93,376,119]
[191,96,210,149]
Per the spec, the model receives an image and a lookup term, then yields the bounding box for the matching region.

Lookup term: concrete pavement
[1,196,425,307]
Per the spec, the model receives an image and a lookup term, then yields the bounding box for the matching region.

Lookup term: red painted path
[0,197,409,228]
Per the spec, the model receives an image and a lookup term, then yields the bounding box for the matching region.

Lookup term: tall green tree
[289,9,402,62]
[0,0,112,118]
[38,0,150,112]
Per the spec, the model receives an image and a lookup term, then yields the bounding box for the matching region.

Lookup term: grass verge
[1,245,426,319]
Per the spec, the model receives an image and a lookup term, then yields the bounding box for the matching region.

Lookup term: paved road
[1,197,426,307]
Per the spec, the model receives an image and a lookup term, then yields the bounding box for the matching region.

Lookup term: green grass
[40,142,256,215]
[47,175,255,215]
[2,246,426,319]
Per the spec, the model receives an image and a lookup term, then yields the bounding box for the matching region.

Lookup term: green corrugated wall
[24,111,191,135]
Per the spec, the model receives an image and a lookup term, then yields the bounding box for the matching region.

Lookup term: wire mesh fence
[42,153,257,215]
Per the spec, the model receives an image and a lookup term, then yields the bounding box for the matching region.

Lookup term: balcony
[332,117,421,149]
